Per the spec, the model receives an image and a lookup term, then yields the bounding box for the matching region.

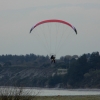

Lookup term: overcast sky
[0,0,100,58]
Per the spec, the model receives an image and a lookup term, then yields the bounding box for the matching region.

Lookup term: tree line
[0,52,100,88]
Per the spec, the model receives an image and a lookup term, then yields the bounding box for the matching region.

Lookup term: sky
[0,0,100,58]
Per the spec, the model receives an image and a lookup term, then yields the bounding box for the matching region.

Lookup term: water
[0,87,100,96]
[29,88,100,96]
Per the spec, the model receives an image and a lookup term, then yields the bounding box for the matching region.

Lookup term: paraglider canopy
[30,19,77,34]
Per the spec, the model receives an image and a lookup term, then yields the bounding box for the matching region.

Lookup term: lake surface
[29,88,100,96]
[0,87,100,96]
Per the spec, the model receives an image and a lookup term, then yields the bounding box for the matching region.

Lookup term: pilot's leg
[53,59,55,63]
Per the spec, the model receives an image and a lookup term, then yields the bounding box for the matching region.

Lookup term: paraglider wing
[30,19,77,34]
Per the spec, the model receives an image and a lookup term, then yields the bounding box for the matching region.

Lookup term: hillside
[0,52,100,88]
[0,66,56,87]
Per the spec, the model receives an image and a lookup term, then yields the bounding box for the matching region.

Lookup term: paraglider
[30,19,77,64]
[50,55,56,63]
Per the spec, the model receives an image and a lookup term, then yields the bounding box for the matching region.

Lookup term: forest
[0,51,100,88]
